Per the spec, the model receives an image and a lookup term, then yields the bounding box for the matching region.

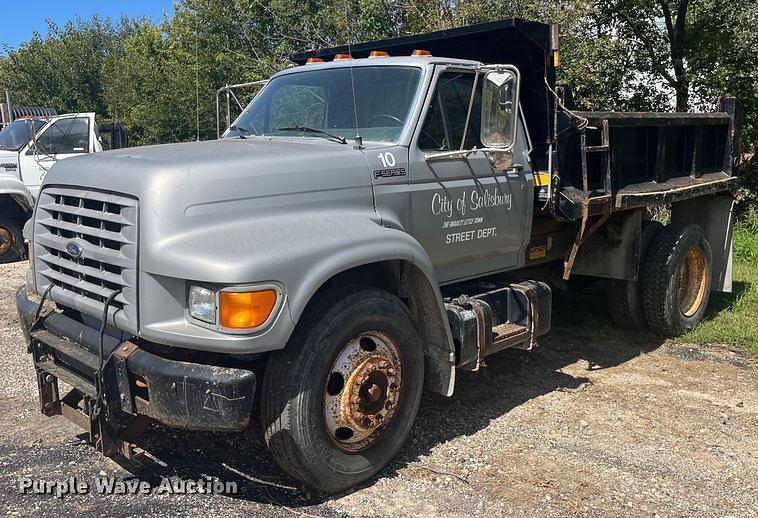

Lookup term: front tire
[261,286,424,492]
[642,223,713,337]
[0,218,25,263]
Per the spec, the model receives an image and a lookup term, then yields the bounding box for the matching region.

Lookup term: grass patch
[673,210,758,354]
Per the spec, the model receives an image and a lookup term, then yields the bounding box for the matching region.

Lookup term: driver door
[408,67,530,283]
[20,114,98,196]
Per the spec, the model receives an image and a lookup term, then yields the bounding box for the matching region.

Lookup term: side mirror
[480,67,520,151]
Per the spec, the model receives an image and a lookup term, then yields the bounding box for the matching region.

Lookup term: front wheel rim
[0,226,14,256]
[676,246,707,317]
[323,331,403,452]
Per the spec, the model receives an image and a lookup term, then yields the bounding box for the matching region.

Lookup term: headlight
[188,284,281,331]
[188,285,216,324]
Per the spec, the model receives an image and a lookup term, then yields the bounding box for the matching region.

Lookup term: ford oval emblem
[66,242,83,259]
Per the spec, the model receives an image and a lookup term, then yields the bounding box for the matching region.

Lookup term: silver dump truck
[16,20,740,492]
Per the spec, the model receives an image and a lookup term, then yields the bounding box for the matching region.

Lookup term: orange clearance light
[411,49,432,56]
[306,57,325,64]
[334,53,352,60]
[369,50,389,58]
[219,290,278,329]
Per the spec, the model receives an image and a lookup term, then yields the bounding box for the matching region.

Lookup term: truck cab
[225,56,534,283]
[0,113,101,261]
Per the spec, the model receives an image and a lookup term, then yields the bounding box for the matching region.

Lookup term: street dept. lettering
[445,227,498,244]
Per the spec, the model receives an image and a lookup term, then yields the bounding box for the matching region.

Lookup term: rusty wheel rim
[676,246,707,317]
[323,331,402,452]
[0,226,13,256]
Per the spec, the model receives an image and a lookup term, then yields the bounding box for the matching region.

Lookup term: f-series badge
[373,167,407,179]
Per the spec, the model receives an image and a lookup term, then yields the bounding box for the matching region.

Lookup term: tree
[0,16,129,118]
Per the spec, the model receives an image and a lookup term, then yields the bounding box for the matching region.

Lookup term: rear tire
[642,223,712,337]
[0,218,25,263]
[261,286,424,492]
[607,221,663,330]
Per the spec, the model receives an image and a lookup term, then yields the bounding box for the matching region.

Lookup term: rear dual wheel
[642,223,712,337]
[607,221,663,330]
[261,286,423,492]
[608,222,713,337]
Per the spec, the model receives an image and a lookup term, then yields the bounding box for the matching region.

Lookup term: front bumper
[16,286,256,434]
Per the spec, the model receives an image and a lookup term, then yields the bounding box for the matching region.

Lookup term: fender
[140,211,456,395]
[0,174,35,213]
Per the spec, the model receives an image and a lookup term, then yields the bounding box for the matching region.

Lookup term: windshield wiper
[276,126,347,144]
[228,124,251,138]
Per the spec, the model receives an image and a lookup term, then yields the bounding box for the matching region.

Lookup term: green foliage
[733,205,758,264]
[673,214,758,353]
[0,0,755,150]
[0,16,128,116]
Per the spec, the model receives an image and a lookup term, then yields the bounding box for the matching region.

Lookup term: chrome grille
[33,186,138,334]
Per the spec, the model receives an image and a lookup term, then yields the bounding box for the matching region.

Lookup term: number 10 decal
[378,152,396,168]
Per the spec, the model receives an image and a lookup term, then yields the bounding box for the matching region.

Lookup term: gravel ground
[1,261,756,516]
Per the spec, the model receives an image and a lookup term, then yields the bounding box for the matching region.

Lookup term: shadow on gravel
[104,286,665,508]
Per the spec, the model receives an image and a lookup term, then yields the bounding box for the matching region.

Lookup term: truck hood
[44,137,370,203]
[40,137,376,275]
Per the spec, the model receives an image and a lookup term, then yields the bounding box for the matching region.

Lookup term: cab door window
[418,72,482,151]
[35,118,90,155]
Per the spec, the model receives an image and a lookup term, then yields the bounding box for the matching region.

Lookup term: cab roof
[277,55,483,76]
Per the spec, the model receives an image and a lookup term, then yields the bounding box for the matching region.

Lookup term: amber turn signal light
[219,290,278,329]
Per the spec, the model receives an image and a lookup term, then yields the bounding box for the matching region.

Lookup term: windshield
[226,65,422,144]
[0,119,45,151]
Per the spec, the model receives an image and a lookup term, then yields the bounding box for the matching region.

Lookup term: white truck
[0,112,102,262]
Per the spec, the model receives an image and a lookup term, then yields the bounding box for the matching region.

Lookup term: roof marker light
[306,57,325,64]
[411,49,432,56]
[369,50,389,58]
[334,53,352,60]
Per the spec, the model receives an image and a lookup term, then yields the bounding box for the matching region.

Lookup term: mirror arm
[459,67,481,151]
[424,146,518,161]
[425,148,479,160]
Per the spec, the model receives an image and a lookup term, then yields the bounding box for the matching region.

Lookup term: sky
[1,0,176,53]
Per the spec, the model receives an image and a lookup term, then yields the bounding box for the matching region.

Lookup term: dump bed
[556,104,740,221]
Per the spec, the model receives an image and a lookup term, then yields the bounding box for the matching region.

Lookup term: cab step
[445,280,551,371]
[491,322,529,349]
